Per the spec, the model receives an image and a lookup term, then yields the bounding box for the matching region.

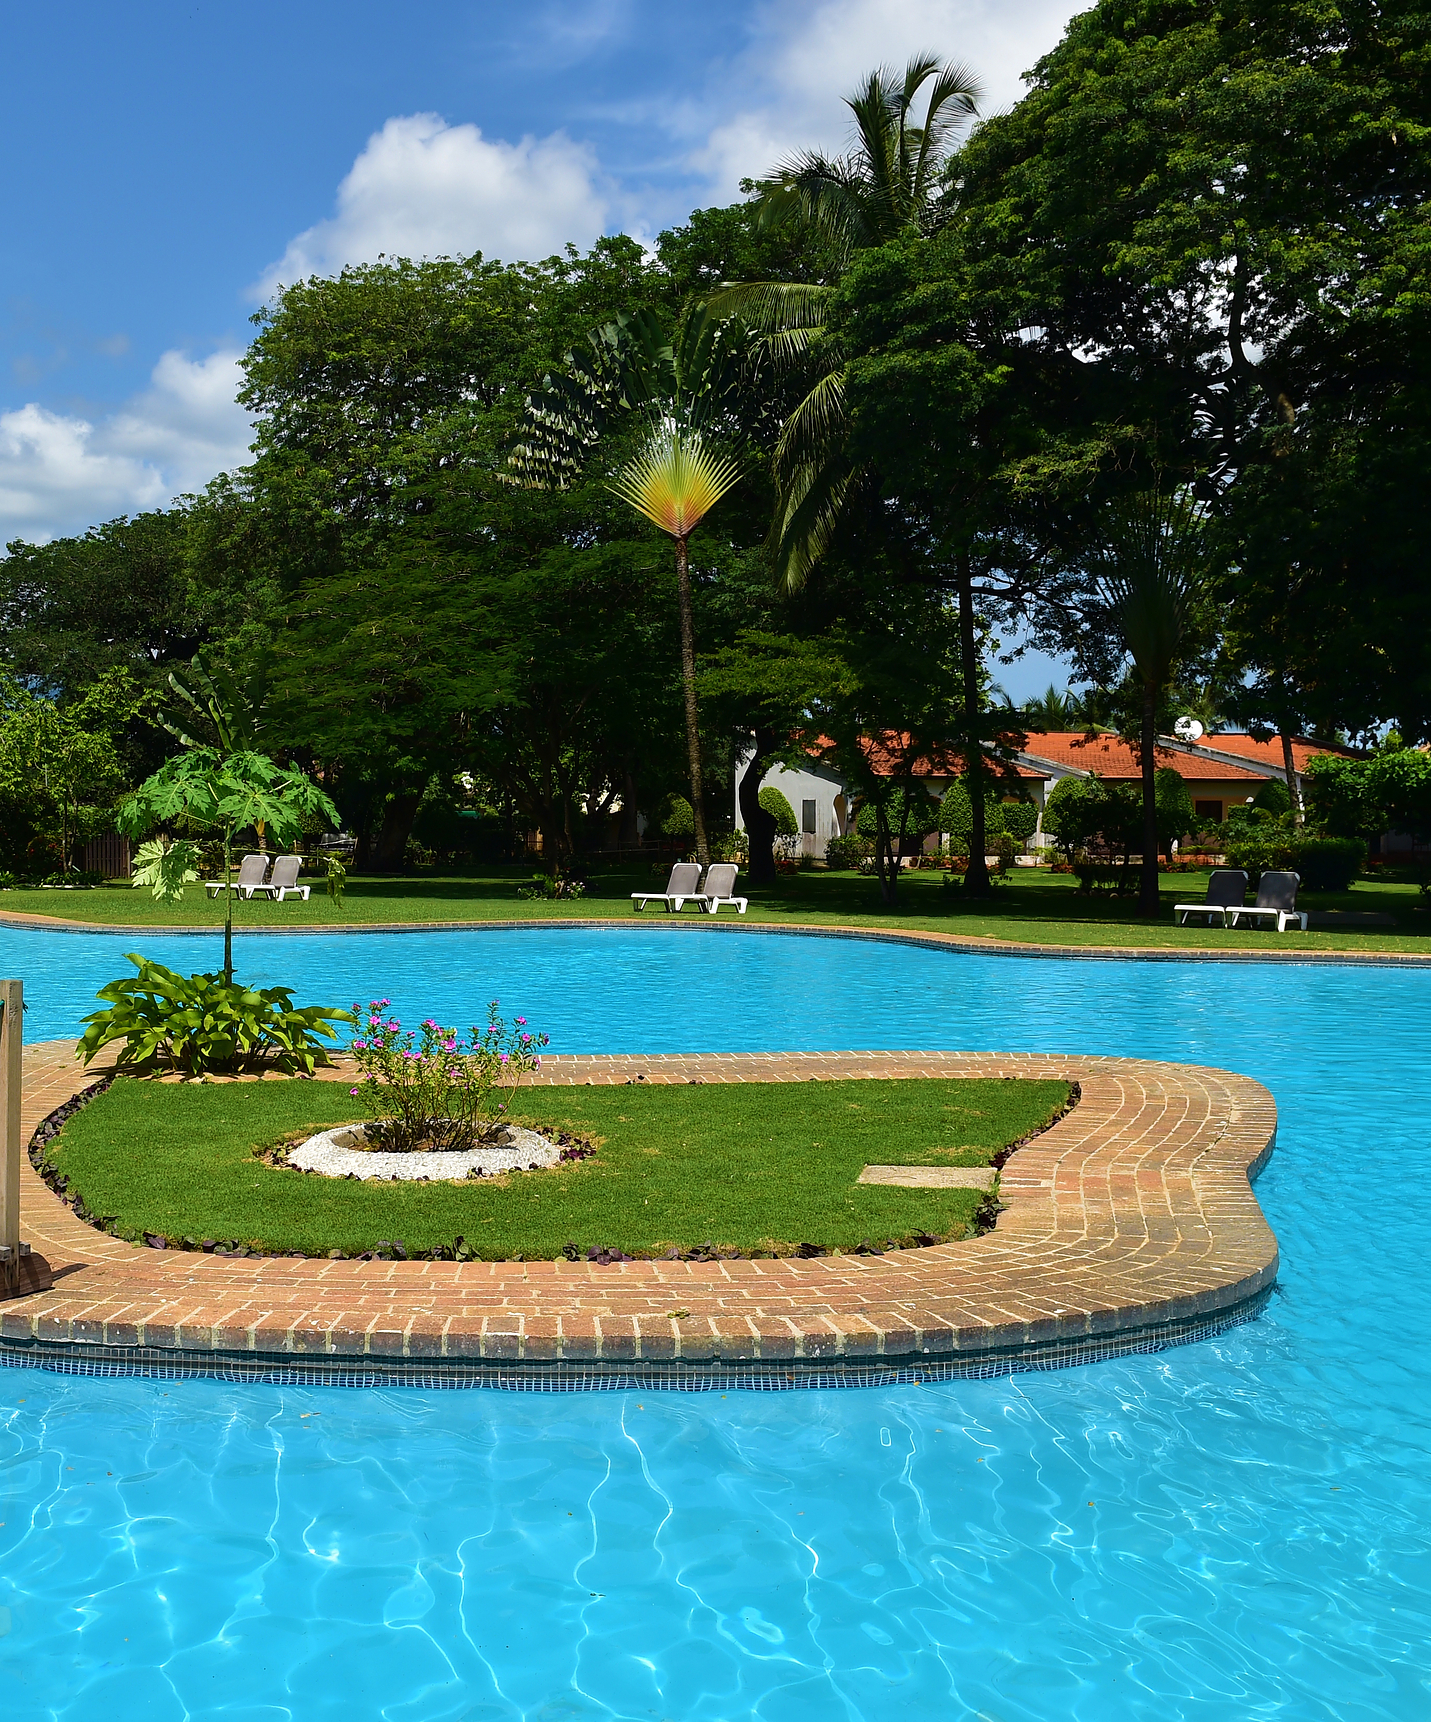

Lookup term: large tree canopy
[952,0,1431,738]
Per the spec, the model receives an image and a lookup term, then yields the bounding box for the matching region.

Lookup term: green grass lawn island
[40,1076,1071,1262]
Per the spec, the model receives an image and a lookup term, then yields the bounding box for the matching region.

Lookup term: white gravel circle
[288,1122,563,1181]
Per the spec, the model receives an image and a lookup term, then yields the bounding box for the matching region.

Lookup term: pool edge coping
[0,906,1428,968]
[3,1049,1279,1391]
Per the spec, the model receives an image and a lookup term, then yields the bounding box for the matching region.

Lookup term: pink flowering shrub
[346,998,549,1151]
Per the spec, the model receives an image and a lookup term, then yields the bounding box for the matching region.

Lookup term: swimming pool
[2,926,1429,1718]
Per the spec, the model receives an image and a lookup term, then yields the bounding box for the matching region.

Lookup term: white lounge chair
[205,853,270,899]
[1225,869,1307,932]
[632,861,703,913]
[1175,868,1249,927]
[699,862,748,915]
[253,854,310,901]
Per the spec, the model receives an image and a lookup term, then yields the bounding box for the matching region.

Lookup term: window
[801,798,817,835]
[1194,799,1223,822]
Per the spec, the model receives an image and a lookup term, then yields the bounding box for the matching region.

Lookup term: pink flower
[515,1017,526,1025]
[499,1052,509,1063]
[349,1087,359,1096]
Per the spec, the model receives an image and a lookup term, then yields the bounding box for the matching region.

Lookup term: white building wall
[734,756,850,858]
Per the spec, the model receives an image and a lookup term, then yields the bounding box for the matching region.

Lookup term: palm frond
[911,60,982,201]
[702,281,831,333]
[773,369,847,487]
[771,458,856,592]
[608,423,743,540]
[1093,491,1210,687]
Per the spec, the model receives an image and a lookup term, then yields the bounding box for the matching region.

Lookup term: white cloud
[0,350,252,545]
[255,113,610,297]
[688,0,1085,196]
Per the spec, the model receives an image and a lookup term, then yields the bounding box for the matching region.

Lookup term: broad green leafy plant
[119,748,339,981]
[131,837,202,901]
[348,999,549,1151]
[77,954,354,1077]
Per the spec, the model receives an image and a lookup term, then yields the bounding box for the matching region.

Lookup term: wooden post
[0,979,23,1293]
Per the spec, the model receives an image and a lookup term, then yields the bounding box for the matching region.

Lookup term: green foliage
[347,997,548,1151]
[324,855,347,906]
[131,837,202,902]
[1042,774,1143,860]
[0,510,206,704]
[941,781,1039,847]
[954,0,1431,740]
[1154,769,1197,845]
[118,748,338,852]
[0,669,144,873]
[658,794,696,838]
[516,870,587,901]
[1252,778,1292,816]
[856,786,939,842]
[1305,748,1431,841]
[1001,801,1039,844]
[76,954,354,1076]
[1223,831,1365,892]
[938,781,972,845]
[824,832,873,870]
[758,785,797,836]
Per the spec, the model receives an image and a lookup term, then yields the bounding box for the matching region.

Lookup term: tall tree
[511,305,759,864]
[708,55,984,585]
[952,0,1431,738]
[1083,492,1211,916]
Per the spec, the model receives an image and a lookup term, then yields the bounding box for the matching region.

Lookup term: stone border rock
[287,1122,562,1181]
[2,1043,1278,1381]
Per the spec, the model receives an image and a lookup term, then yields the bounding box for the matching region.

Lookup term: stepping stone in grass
[856,1165,997,1189]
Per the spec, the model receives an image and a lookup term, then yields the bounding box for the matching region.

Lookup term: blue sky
[0,0,1083,692]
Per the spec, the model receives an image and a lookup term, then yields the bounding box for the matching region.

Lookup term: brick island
[1,1043,1279,1389]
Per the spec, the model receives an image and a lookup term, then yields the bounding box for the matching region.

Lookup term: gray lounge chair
[1226,869,1307,932]
[1175,868,1248,927]
[205,852,270,899]
[699,862,748,915]
[632,861,703,913]
[253,854,310,901]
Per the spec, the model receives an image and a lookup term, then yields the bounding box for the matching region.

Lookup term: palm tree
[607,423,743,864]
[706,55,982,588]
[510,306,753,864]
[1089,491,1210,917]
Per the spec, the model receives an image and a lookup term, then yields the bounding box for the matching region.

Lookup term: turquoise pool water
[2,926,1429,1719]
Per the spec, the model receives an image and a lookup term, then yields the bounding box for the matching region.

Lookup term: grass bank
[5,861,1429,955]
[43,1075,1070,1260]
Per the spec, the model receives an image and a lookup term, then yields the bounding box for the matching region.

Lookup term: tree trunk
[1281,730,1304,825]
[618,766,641,848]
[1139,682,1161,917]
[874,803,899,905]
[674,535,710,866]
[367,791,422,872]
[737,728,780,885]
[222,826,234,984]
[958,556,991,896]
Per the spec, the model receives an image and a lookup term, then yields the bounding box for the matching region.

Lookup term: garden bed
[34,1075,1071,1262]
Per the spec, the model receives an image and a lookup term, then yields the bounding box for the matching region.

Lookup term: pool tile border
[2,1044,1279,1388]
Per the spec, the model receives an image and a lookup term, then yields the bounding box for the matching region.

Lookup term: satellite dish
[1174,716,1205,743]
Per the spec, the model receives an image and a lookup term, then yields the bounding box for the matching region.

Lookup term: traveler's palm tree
[1090,491,1210,916]
[707,55,982,588]
[510,306,752,864]
[608,424,743,863]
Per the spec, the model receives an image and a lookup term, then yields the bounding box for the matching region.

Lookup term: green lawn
[43,1075,1070,1260]
[6,860,1430,954]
